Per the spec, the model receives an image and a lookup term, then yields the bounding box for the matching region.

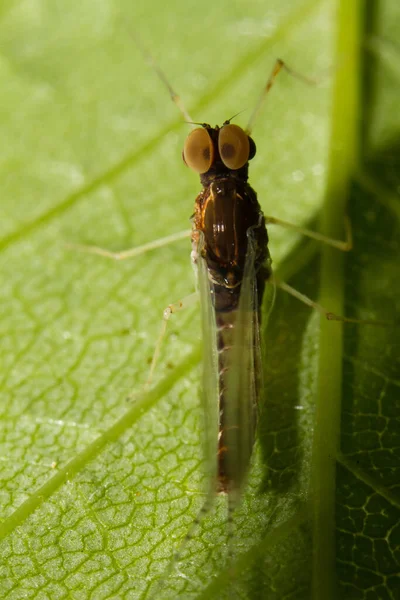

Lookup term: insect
[71,43,380,590]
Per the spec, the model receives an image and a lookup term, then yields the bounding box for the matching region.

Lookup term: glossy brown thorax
[188,123,268,292]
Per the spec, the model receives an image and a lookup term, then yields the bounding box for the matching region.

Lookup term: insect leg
[66,229,191,261]
[265,214,352,251]
[145,292,199,389]
[276,279,390,326]
[246,59,316,136]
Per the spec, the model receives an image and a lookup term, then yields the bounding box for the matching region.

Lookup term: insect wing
[196,232,220,490]
[224,228,264,498]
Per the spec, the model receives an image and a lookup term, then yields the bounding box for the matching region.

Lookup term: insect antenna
[131,32,194,123]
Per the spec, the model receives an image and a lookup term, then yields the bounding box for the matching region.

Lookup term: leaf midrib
[310,2,363,598]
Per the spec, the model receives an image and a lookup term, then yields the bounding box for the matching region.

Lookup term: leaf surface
[0,1,399,599]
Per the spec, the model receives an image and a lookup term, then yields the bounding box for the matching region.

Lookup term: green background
[0,1,399,598]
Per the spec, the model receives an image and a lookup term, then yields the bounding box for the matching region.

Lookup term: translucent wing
[195,224,275,502]
[195,231,220,490]
[224,226,275,500]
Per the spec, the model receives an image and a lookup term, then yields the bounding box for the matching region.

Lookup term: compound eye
[218,124,250,170]
[183,128,214,174]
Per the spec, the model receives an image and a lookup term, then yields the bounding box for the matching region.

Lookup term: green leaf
[0,1,399,599]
